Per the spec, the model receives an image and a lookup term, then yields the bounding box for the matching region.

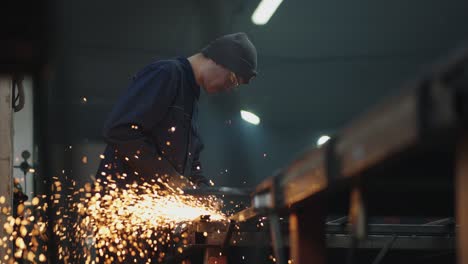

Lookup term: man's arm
[102,66,178,181]
[190,142,210,186]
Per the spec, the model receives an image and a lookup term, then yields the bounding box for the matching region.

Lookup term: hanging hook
[12,75,25,112]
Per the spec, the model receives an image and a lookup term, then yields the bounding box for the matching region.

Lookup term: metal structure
[181,218,456,263]
[182,46,468,263]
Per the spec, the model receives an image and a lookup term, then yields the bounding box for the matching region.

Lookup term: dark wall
[41,0,468,189]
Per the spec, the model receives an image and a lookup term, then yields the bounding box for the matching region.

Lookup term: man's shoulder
[147,58,184,73]
[133,58,182,80]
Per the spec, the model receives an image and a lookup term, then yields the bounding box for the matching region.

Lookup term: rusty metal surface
[229,207,259,222]
[281,148,328,207]
[336,88,420,178]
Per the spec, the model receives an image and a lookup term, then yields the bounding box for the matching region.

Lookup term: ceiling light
[251,0,284,25]
[316,135,331,146]
[240,110,260,125]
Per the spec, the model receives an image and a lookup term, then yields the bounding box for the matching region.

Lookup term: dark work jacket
[96,57,204,185]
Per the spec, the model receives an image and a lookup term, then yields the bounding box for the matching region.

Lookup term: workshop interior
[1,0,468,263]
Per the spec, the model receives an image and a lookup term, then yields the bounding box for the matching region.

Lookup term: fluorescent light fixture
[317,135,331,146]
[240,110,260,125]
[251,0,284,25]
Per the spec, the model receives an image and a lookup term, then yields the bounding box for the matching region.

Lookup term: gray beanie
[201,32,258,84]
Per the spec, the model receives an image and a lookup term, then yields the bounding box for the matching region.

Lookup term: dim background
[11,0,468,198]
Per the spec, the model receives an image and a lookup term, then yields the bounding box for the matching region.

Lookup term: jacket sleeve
[102,65,179,180]
[189,138,209,186]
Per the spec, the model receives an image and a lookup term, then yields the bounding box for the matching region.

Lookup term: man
[96,32,257,189]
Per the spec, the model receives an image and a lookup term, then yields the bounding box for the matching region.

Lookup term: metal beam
[326,223,455,236]
[327,234,454,250]
[289,205,326,264]
[187,230,455,250]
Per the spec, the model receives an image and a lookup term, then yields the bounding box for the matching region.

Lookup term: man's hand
[189,174,211,187]
[162,174,195,193]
